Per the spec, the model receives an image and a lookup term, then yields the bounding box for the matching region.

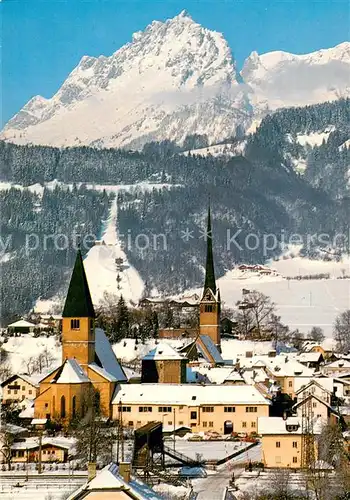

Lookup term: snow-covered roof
[197,335,224,364]
[294,377,333,394]
[54,359,90,384]
[143,342,184,361]
[297,352,323,363]
[325,359,350,368]
[31,418,47,425]
[1,373,40,388]
[7,319,36,328]
[89,362,118,382]
[186,366,244,385]
[0,422,27,435]
[238,354,315,378]
[67,463,163,500]
[258,416,323,435]
[11,437,73,451]
[95,328,127,382]
[112,383,270,406]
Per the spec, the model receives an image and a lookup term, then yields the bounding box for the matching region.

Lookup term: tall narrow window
[72,396,76,418]
[71,319,80,330]
[60,395,66,418]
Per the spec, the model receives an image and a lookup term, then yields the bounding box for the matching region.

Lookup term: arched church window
[60,395,66,418]
[72,396,76,418]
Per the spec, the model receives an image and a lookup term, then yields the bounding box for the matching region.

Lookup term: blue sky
[2,0,349,127]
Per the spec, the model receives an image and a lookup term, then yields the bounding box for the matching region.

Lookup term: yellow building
[112,383,270,435]
[34,249,126,423]
[10,438,72,463]
[1,374,40,404]
[258,416,321,468]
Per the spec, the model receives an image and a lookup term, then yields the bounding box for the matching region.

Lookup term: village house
[9,437,73,464]
[322,358,350,376]
[112,383,270,435]
[292,394,339,425]
[67,462,162,500]
[1,374,40,404]
[258,416,322,468]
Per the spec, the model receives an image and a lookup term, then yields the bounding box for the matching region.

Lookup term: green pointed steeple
[62,249,95,318]
[204,205,216,294]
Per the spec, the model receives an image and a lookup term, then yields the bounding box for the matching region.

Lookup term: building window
[224,407,235,413]
[60,395,66,418]
[293,441,298,448]
[275,456,281,464]
[179,421,183,425]
[71,319,80,330]
[313,402,317,408]
[168,421,172,426]
[29,390,32,395]
[246,407,257,413]
[204,305,213,313]
[14,390,18,395]
[209,422,214,428]
[72,396,76,418]
[128,421,134,427]
[139,407,152,413]
[18,451,24,457]
[8,390,11,394]
[43,450,46,455]
[317,414,322,418]
[179,405,184,411]
[46,414,50,419]
[276,442,281,448]
[293,457,298,463]
[190,411,197,420]
[22,386,25,391]
[158,406,172,413]
[202,407,214,413]
[242,422,247,428]
[251,421,256,428]
[289,381,293,388]
[190,423,196,428]
[122,406,131,412]
[203,422,207,427]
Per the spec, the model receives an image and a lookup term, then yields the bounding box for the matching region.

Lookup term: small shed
[7,320,36,336]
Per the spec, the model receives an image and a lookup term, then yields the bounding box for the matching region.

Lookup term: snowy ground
[2,335,61,378]
[170,441,253,462]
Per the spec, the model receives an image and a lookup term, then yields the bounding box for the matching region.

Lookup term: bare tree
[235,291,275,338]
[310,326,325,344]
[333,310,350,353]
[0,428,14,467]
[72,388,118,467]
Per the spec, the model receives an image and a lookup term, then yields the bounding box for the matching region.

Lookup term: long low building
[112,383,270,435]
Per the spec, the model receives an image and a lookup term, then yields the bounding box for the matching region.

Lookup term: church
[34,250,127,422]
[34,205,221,422]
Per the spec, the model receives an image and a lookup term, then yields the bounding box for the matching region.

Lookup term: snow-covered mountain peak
[2,12,349,149]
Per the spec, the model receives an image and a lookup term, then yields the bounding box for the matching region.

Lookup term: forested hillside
[0,186,111,324]
[0,98,348,320]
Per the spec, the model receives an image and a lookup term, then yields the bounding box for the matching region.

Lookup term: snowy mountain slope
[242,42,350,112]
[2,12,349,149]
[1,11,248,149]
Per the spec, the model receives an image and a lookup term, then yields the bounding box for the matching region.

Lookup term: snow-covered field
[171,441,252,462]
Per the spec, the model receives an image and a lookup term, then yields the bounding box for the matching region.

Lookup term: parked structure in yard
[6,319,36,336]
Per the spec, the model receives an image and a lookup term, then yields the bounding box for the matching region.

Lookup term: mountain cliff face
[2,11,349,149]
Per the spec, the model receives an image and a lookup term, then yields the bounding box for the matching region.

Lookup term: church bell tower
[61,249,96,368]
[199,205,221,347]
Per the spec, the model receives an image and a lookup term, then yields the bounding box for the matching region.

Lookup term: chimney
[88,462,97,481]
[119,462,131,483]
